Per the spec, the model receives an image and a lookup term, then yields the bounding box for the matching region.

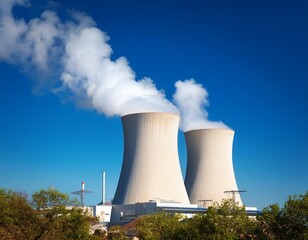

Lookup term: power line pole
[71,182,93,207]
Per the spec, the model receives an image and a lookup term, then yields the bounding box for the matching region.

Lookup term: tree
[257,192,308,240]
[31,187,77,210]
[0,187,99,240]
[136,212,185,240]
[31,187,98,240]
[256,203,282,240]
[0,189,40,240]
[281,192,308,239]
[187,199,258,240]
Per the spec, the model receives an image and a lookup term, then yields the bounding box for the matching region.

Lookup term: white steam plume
[173,79,228,132]
[0,0,178,116]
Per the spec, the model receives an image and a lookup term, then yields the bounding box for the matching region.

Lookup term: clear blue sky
[0,0,307,210]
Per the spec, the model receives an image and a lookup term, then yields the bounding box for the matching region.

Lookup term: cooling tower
[113,112,190,205]
[184,129,243,206]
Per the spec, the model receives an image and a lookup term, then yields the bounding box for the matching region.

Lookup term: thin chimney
[102,171,106,204]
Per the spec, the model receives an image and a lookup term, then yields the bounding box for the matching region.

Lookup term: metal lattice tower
[71,182,93,207]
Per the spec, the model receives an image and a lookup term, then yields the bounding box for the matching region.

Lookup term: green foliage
[188,199,257,240]
[31,187,77,210]
[282,192,308,239]
[107,225,126,240]
[107,192,308,239]
[0,189,40,239]
[256,204,281,239]
[2,187,308,240]
[132,200,257,240]
[257,191,308,240]
[0,187,98,240]
[136,212,185,240]
[113,200,258,240]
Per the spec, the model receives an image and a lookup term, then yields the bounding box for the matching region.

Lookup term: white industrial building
[93,205,112,223]
[110,201,201,226]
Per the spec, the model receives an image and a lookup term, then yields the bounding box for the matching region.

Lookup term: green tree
[0,189,40,240]
[0,187,99,240]
[32,188,98,240]
[281,192,308,239]
[136,212,185,240]
[256,204,282,240]
[188,199,257,240]
[31,187,77,210]
[128,200,258,240]
[257,192,308,240]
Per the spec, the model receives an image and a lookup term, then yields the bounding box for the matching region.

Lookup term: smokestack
[102,171,106,204]
[184,129,243,206]
[113,112,190,205]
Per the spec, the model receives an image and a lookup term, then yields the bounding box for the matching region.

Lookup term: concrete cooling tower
[184,129,243,206]
[113,112,190,205]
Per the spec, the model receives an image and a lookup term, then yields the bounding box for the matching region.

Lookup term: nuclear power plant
[87,112,257,225]
[184,129,242,206]
[104,112,257,224]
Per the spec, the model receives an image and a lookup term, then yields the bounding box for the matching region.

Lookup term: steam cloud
[0,0,178,116]
[173,79,228,132]
[0,1,227,129]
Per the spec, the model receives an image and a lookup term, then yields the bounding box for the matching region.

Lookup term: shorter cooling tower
[113,112,190,205]
[184,129,243,206]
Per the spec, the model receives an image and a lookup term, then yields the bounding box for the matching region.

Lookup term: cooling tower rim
[184,128,234,134]
[121,111,180,119]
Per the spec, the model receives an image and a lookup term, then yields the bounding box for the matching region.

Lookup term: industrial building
[110,201,200,226]
[90,112,256,224]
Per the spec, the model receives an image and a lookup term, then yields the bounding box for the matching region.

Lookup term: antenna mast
[71,182,93,207]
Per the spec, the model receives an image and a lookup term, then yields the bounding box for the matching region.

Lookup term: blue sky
[0,0,307,210]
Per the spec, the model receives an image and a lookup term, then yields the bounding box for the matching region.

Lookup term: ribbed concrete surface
[113,112,189,205]
[184,129,243,206]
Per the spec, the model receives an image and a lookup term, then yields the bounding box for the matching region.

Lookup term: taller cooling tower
[113,112,190,205]
[184,129,243,206]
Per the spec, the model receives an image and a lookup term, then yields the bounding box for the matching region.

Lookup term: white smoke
[0,0,178,116]
[0,0,28,62]
[173,79,228,132]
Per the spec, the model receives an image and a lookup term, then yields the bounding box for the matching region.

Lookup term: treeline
[110,192,308,240]
[0,188,98,240]
[0,188,307,240]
